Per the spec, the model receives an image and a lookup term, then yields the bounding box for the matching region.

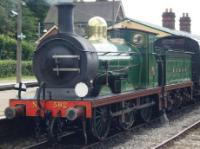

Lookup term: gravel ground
[92,105,200,149]
[0,105,200,149]
[0,137,36,149]
[166,124,200,149]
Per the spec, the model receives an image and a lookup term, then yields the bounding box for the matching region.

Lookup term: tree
[25,0,49,22]
[22,6,38,41]
[0,0,16,37]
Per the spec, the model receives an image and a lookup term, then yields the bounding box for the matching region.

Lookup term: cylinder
[57,2,75,33]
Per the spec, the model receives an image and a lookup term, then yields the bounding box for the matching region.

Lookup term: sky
[122,0,200,35]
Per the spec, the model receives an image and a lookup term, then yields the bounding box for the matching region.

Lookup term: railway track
[20,103,200,149]
[82,121,160,149]
[0,118,35,148]
[1,102,200,149]
[81,102,200,149]
[22,131,77,149]
[153,119,200,149]
[19,121,153,149]
[0,82,38,141]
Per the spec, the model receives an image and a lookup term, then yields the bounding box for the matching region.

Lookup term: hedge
[0,34,36,60]
[0,60,33,78]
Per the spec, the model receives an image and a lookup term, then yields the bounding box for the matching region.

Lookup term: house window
[77,23,86,28]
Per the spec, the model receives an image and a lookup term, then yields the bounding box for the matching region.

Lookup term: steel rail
[22,140,48,149]
[0,81,38,91]
[153,119,200,149]
[22,131,77,149]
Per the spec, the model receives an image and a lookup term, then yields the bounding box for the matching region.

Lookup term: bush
[0,60,33,78]
[0,34,35,60]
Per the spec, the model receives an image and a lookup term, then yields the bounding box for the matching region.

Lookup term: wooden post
[16,0,22,83]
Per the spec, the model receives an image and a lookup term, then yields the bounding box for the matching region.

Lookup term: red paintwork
[9,99,92,118]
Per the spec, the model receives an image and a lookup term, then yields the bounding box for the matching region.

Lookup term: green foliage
[0,60,33,78]
[22,6,38,41]
[0,34,35,60]
[0,0,49,41]
[26,0,49,22]
[0,0,16,37]
[0,0,50,61]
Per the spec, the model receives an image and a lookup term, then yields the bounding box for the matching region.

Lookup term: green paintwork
[90,29,158,95]
[165,52,191,85]
[87,28,193,96]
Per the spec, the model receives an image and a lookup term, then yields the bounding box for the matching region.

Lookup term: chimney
[179,13,191,33]
[57,2,75,33]
[162,8,176,29]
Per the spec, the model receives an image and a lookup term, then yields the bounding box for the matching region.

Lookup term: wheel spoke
[95,115,101,119]
[140,98,153,122]
[97,122,102,133]
[91,106,111,140]
[96,119,101,127]
[119,101,135,130]
[96,109,102,114]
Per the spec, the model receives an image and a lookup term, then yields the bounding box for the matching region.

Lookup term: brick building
[44,0,125,36]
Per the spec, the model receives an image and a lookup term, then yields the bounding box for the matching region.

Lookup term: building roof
[44,0,125,25]
[36,25,58,44]
[109,17,200,45]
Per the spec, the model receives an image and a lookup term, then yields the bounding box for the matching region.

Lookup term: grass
[0,76,36,83]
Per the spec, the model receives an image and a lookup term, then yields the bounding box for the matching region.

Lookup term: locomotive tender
[5,2,200,142]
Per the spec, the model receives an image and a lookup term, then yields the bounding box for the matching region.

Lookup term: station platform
[0,80,37,117]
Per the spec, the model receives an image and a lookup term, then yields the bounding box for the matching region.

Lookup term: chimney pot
[179,12,191,33]
[162,8,175,29]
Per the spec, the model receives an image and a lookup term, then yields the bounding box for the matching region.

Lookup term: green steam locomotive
[90,17,191,97]
[5,2,199,143]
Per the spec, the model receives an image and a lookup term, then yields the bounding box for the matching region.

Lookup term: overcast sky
[122,0,200,35]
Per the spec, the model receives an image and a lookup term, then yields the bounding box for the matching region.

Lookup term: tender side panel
[165,52,192,85]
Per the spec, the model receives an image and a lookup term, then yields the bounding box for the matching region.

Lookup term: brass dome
[88,16,107,42]
[88,16,107,27]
